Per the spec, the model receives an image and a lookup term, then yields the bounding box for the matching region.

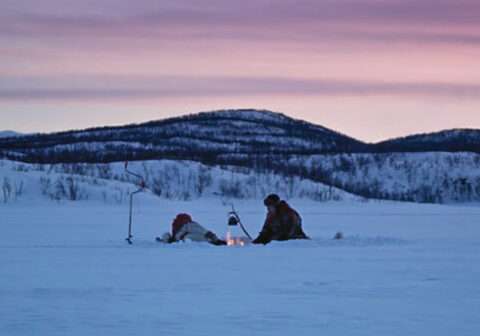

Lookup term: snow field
[1,198,480,335]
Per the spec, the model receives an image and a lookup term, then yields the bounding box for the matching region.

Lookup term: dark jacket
[253,201,309,244]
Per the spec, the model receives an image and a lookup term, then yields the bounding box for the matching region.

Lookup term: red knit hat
[172,213,192,236]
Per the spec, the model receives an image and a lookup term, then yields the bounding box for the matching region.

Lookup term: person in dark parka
[252,194,309,245]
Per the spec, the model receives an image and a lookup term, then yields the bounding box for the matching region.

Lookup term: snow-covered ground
[1,197,480,335]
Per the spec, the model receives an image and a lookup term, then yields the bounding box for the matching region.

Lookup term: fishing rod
[125,161,146,244]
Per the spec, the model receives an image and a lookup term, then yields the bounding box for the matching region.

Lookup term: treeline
[2,133,479,166]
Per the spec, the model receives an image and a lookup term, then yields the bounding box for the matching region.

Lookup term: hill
[1,109,479,204]
[0,130,21,138]
[0,109,367,163]
[375,129,480,153]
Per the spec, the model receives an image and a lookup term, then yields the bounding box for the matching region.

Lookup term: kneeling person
[158,213,226,246]
[253,194,309,245]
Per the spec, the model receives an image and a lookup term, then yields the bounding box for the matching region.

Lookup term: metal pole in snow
[125,161,146,244]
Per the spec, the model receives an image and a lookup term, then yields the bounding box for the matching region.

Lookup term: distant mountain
[375,129,480,153]
[0,130,21,138]
[1,109,479,164]
[0,109,368,163]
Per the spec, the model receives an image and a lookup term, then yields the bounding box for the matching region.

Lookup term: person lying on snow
[252,194,310,245]
[158,213,227,246]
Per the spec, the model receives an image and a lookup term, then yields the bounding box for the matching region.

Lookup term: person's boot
[205,231,227,246]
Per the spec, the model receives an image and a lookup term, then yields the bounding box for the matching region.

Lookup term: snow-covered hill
[376,128,480,153]
[3,150,480,204]
[1,109,479,204]
[0,159,357,204]
[0,130,20,138]
[0,109,366,163]
[284,152,480,203]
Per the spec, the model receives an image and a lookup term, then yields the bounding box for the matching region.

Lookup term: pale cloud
[0,0,479,138]
[1,75,480,100]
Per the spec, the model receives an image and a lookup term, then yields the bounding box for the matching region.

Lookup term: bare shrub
[2,177,12,203]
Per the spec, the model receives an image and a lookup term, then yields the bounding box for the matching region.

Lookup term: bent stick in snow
[229,205,253,240]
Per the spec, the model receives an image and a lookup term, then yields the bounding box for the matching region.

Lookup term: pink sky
[1,0,479,142]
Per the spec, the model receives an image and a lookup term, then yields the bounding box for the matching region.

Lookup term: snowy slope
[0,159,158,204]
[0,159,358,203]
[285,152,480,203]
[3,151,480,204]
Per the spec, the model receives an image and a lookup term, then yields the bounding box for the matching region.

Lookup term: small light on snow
[226,231,246,246]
